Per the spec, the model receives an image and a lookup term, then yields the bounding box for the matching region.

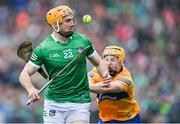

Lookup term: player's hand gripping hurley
[26,46,91,105]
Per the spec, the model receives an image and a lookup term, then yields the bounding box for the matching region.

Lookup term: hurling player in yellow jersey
[88,46,141,123]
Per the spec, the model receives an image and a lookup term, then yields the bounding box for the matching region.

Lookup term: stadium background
[0,0,179,123]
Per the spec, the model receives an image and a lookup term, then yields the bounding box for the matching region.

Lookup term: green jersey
[29,32,94,103]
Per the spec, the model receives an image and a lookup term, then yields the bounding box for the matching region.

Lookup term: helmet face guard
[103,46,125,76]
[46,5,76,36]
[103,46,126,64]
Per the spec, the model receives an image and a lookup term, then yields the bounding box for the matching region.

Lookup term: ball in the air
[83,15,92,24]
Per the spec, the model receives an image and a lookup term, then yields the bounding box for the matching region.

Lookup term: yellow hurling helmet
[103,46,126,64]
[46,5,74,27]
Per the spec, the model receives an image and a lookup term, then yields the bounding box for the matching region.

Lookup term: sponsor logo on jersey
[49,53,59,58]
[97,92,129,102]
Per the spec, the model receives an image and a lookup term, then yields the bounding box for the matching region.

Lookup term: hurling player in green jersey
[19,5,111,123]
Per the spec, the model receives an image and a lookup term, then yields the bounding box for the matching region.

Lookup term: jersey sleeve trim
[88,72,95,78]
[87,51,95,58]
[30,53,38,60]
[117,78,132,86]
[28,61,40,69]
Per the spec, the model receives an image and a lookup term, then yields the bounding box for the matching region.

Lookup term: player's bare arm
[87,51,111,80]
[89,81,127,94]
[19,63,40,101]
[103,81,127,93]
[89,81,109,93]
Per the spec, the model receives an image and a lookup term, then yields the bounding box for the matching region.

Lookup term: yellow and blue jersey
[88,66,140,121]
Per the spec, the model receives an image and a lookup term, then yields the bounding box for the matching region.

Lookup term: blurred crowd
[0,0,179,123]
